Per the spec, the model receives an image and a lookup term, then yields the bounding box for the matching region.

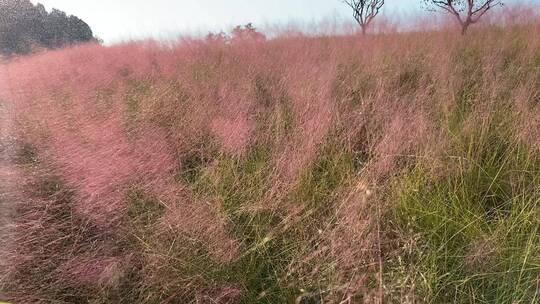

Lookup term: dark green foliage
[0,0,94,55]
[394,56,430,96]
[252,75,294,147]
[126,189,166,229]
[293,145,360,210]
[177,150,214,184]
[175,137,218,184]
[332,62,375,107]
[124,79,152,120]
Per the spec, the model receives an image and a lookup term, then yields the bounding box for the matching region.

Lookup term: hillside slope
[1,25,540,303]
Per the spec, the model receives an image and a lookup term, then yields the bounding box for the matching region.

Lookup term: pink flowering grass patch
[3,18,540,303]
[47,117,175,226]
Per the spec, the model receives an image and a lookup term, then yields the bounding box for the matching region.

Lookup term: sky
[31,0,539,44]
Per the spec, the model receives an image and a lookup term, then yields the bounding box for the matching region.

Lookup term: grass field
[1,20,540,303]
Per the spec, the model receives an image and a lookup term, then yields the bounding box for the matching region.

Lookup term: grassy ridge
[1,23,540,303]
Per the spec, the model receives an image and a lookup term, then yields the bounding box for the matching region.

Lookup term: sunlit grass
[2,21,540,303]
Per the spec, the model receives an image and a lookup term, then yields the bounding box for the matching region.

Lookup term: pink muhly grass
[274,63,337,183]
[2,16,540,302]
[368,110,433,180]
[210,116,253,156]
[158,192,239,262]
[46,117,175,226]
[56,255,127,288]
[195,286,243,304]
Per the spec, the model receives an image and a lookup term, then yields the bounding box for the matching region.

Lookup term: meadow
[1,17,540,303]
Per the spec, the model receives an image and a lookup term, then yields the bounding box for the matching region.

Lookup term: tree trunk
[461,21,471,35]
[361,25,367,35]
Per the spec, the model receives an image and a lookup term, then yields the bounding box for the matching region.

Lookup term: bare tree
[343,0,385,35]
[423,0,503,35]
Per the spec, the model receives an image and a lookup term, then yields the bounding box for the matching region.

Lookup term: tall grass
[1,18,540,303]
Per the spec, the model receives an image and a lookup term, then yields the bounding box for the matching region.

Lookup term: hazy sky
[31,0,538,43]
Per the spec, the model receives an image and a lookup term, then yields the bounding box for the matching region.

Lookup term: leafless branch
[342,0,385,34]
[423,0,503,34]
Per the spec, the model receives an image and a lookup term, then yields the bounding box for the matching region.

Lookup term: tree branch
[342,0,385,34]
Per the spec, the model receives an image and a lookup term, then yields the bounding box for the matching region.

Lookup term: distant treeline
[0,0,95,56]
